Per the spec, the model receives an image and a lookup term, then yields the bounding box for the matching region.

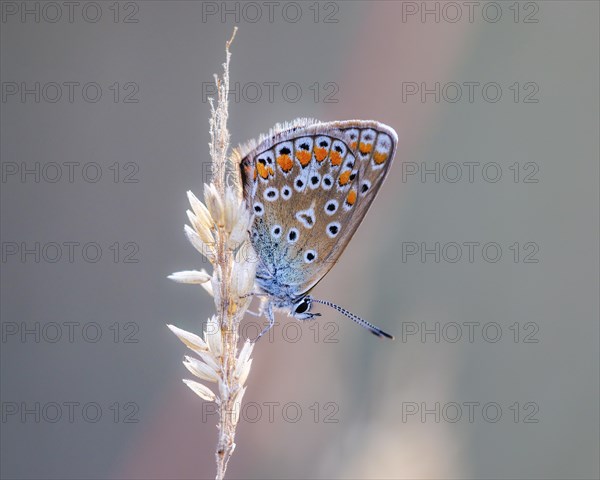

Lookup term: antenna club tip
[374,330,395,340]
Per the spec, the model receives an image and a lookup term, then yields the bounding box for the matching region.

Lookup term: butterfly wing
[239,119,397,297]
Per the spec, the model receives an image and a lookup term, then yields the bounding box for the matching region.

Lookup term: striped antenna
[312,298,394,339]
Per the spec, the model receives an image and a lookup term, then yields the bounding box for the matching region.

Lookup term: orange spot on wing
[253,167,257,180]
[373,151,388,165]
[314,147,328,162]
[359,142,373,154]
[350,141,358,150]
[295,150,312,167]
[330,150,343,166]
[256,162,275,179]
[277,154,293,172]
[346,189,357,205]
[257,162,269,179]
[338,170,351,186]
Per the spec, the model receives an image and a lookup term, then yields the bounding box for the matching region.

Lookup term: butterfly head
[291,296,321,320]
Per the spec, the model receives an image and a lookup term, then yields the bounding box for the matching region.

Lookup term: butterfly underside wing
[239,119,397,305]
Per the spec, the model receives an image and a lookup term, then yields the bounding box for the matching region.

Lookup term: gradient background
[1,1,599,479]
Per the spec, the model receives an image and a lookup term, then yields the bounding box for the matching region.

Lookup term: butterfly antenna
[312,299,394,339]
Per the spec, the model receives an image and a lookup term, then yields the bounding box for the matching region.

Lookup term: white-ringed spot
[326,222,341,238]
[321,174,334,190]
[287,227,299,244]
[295,207,316,229]
[264,187,279,201]
[303,249,317,264]
[270,224,283,239]
[375,133,392,153]
[294,175,307,192]
[281,185,292,200]
[345,128,359,145]
[324,199,339,215]
[361,180,372,194]
[253,202,264,216]
[308,172,321,189]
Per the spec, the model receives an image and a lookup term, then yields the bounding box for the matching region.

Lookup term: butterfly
[238,118,397,339]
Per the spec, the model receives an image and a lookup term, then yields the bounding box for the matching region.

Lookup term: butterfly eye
[293,298,311,315]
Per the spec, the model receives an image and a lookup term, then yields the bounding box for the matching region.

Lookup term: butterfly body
[238,119,397,338]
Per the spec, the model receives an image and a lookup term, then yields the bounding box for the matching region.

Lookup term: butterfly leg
[254,302,275,342]
[240,292,270,317]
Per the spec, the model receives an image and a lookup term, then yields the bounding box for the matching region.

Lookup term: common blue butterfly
[238,119,397,339]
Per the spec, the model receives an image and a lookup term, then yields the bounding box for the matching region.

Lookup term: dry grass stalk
[167,27,256,480]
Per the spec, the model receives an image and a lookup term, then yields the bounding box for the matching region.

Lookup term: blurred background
[1,1,598,479]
